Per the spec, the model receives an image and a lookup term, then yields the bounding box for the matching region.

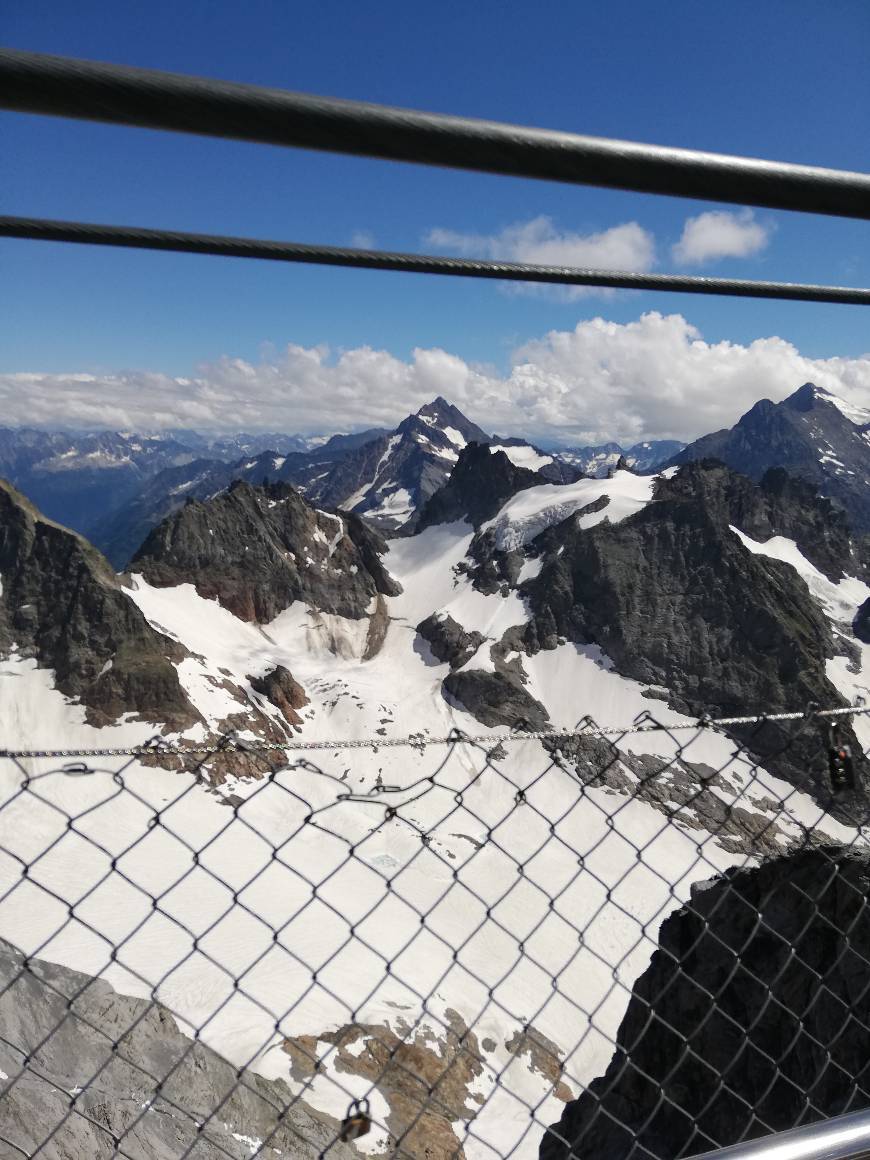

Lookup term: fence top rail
[3,215,870,306]
[3,47,870,221]
[688,1107,870,1160]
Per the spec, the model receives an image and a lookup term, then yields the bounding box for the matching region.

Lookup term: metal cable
[1,703,864,760]
[2,48,870,219]
[3,216,870,305]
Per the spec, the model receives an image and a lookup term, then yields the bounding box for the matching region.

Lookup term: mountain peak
[412,398,489,442]
[783,382,830,411]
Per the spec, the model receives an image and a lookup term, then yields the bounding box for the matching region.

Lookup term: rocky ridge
[0,479,197,729]
[130,479,400,626]
[673,382,870,533]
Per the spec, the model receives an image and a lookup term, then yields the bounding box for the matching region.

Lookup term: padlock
[340,1097,371,1142]
[829,743,856,793]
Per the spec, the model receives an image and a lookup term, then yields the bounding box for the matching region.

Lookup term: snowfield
[482,469,667,551]
[0,502,867,1157]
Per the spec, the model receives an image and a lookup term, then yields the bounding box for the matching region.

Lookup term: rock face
[0,480,197,729]
[442,669,550,731]
[540,847,870,1160]
[416,613,485,670]
[130,480,400,624]
[418,443,544,530]
[248,664,309,726]
[519,461,861,805]
[673,382,870,532]
[0,936,361,1159]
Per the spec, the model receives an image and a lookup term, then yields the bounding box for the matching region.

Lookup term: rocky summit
[130,478,400,624]
[674,381,870,533]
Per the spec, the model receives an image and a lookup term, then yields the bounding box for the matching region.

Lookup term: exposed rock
[418,443,543,530]
[0,936,361,1159]
[417,613,485,670]
[854,596,870,643]
[0,479,197,729]
[673,381,870,534]
[540,846,870,1160]
[248,664,309,726]
[522,462,864,808]
[443,668,549,731]
[285,1011,487,1159]
[130,480,400,623]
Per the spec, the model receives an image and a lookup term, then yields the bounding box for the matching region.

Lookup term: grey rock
[130,481,400,624]
[416,613,484,671]
[0,480,197,730]
[521,461,865,809]
[0,937,360,1159]
[442,669,549,731]
[540,846,870,1160]
[417,443,543,531]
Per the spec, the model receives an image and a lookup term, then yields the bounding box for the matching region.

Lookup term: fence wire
[0,711,868,1160]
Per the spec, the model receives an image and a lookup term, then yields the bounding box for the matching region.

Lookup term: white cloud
[425,216,656,300]
[672,209,770,266]
[351,230,375,249]
[3,314,870,445]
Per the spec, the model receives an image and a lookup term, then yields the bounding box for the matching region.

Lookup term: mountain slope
[542,845,870,1160]
[131,479,400,624]
[673,382,870,531]
[0,479,197,729]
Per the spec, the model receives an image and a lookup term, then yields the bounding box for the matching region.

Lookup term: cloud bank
[3,312,870,446]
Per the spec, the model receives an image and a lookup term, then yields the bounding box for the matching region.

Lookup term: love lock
[340,1097,371,1142]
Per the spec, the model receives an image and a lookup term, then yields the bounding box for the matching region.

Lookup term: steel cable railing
[2,47,870,219]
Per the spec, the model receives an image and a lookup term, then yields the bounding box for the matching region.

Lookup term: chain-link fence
[0,709,868,1160]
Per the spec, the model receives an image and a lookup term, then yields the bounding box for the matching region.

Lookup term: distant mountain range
[0,409,683,568]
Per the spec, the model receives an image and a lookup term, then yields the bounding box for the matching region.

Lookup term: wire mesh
[0,710,867,1160]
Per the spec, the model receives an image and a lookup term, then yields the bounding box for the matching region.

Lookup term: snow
[1,513,867,1159]
[442,426,466,448]
[517,555,544,584]
[489,444,554,472]
[823,393,870,427]
[483,469,658,552]
[366,487,414,522]
[272,456,286,471]
[729,526,870,750]
[341,435,402,511]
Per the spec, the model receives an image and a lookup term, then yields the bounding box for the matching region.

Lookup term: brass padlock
[340,1097,371,1142]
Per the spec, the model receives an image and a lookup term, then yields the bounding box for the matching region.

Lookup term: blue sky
[2,0,870,442]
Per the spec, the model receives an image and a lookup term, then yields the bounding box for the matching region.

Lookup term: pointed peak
[783,382,830,411]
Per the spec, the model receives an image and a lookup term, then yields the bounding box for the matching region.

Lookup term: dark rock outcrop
[416,612,485,670]
[521,462,863,806]
[0,937,360,1159]
[0,480,197,729]
[249,664,309,726]
[130,480,400,623]
[443,668,549,730]
[541,847,870,1160]
[418,443,543,530]
[854,597,870,644]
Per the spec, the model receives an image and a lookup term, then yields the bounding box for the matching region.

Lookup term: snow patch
[489,444,554,472]
[483,470,657,552]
